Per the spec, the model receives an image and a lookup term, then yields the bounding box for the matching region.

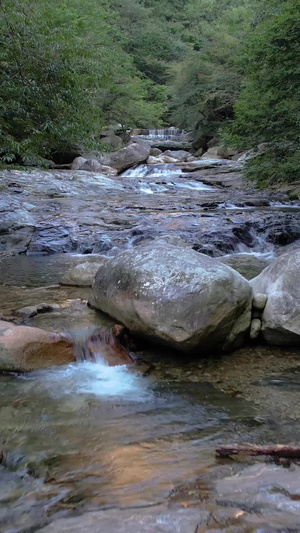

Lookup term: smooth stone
[0,321,75,371]
[101,142,150,172]
[60,260,107,287]
[253,292,268,310]
[250,318,262,339]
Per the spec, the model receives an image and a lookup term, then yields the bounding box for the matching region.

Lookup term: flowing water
[1,161,300,531]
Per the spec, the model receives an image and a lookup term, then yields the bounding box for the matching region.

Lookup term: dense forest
[0,0,299,183]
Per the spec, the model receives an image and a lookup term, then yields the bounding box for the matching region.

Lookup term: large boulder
[90,242,252,353]
[0,321,75,371]
[100,143,150,172]
[251,249,300,345]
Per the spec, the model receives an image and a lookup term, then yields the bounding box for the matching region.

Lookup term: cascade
[66,326,133,366]
[139,128,184,139]
[122,163,183,179]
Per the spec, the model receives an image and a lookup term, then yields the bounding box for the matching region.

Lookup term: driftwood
[216,444,300,459]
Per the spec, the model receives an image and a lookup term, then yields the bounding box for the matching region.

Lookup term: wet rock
[92,235,113,253]
[147,139,192,151]
[219,254,271,280]
[163,150,190,162]
[15,303,60,318]
[69,325,134,366]
[100,165,118,177]
[0,226,34,254]
[91,241,252,353]
[0,321,75,371]
[101,142,150,172]
[251,248,300,345]
[146,155,165,164]
[60,260,107,287]
[161,155,178,164]
[216,463,300,531]
[38,506,209,533]
[250,318,262,339]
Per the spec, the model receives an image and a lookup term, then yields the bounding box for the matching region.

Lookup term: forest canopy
[1,0,299,183]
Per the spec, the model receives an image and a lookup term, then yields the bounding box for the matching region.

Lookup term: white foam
[122,164,182,179]
[27,362,152,402]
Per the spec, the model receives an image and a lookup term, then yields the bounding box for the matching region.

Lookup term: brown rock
[0,321,75,371]
[86,326,134,366]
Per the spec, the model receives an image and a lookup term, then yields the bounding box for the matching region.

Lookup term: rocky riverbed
[1,153,300,532]
[1,159,300,257]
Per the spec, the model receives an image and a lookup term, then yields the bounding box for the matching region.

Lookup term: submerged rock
[60,260,107,287]
[0,321,75,371]
[251,248,300,346]
[91,242,252,353]
[15,303,60,318]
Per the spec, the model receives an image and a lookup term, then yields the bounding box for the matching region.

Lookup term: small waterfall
[66,326,133,366]
[234,228,275,257]
[121,164,183,179]
[137,128,185,140]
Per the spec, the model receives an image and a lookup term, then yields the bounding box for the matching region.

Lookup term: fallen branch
[216,444,300,459]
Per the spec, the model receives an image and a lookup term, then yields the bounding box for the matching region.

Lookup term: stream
[1,157,300,531]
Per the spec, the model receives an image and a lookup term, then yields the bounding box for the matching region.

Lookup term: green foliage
[170,1,256,138]
[0,0,166,163]
[2,0,297,185]
[226,0,300,184]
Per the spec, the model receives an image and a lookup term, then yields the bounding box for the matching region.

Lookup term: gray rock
[251,249,300,345]
[91,242,252,353]
[101,142,150,172]
[253,292,268,311]
[60,260,106,287]
[80,158,103,172]
[250,318,262,339]
[71,156,87,170]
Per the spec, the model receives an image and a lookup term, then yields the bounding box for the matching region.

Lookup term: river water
[1,161,300,531]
